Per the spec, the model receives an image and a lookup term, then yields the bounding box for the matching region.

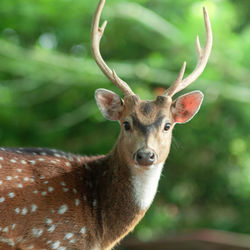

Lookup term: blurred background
[0,0,250,248]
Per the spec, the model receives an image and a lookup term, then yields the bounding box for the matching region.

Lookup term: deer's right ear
[95,88,124,121]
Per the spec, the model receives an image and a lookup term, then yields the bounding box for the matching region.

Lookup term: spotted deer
[0,0,212,249]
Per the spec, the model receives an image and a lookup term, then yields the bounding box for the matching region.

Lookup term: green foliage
[0,0,250,241]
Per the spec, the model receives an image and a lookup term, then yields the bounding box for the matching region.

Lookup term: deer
[0,0,212,249]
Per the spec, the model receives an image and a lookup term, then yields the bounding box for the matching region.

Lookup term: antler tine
[91,0,135,96]
[164,7,213,97]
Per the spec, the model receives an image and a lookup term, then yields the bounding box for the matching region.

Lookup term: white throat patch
[131,163,164,210]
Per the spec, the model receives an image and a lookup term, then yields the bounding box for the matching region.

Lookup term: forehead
[124,95,172,123]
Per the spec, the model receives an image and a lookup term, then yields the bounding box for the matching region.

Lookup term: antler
[91,0,135,96]
[164,7,213,97]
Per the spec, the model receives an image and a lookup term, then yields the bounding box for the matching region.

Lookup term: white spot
[8,192,15,198]
[0,237,14,246]
[54,153,61,158]
[41,191,47,196]
[43,181,48,184]
[18,183,23,188]
[33,190,38,194]
[11,224,16,230]
[15,207,20,214]
[24,177,29,181]
[63,188,69,192]
[40,175,45,179]
[31,204,37,212]
[47,224,56,233]
[0,197,5,202]
[61,181,66,186]
[21,160,27,164]
[27,245,34,249]
[73,188,77,194]
[30,177,35,182]
[77,157,81,162]
[51,240,60,249]
[75,199,80,206]
[0,157,3,160]
[131,162,164,210]
[21,207,28,215]
[0,180,2,185]
[6,176,12,180]
[10,159,16,163]
[65,162,71,167]
[45,218,53,224]
[83,195,87,201]
[17,169,22,173]
[0,164,2,169]
[32,228,43,238]
[58,247,66,250]
[39,158,45,161]
[2,226,8,232]
[58,204,68,214]
[29,160,36,165]
[47,240,52,244]
[50,208,55,214]
[14,175,19,179]
[93,199,97,207]
[80,227,86,234]
[69,239,76,244]
[48,186,54,192]
[64,233,73,240]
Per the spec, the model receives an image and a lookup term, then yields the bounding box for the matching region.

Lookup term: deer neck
[96,145,164,248]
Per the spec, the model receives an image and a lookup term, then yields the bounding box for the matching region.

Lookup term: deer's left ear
[171,91,204,124]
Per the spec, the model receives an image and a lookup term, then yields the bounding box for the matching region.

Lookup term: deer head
[92,0,212,169]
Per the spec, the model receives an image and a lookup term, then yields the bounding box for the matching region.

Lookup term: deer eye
[123,121,131,131]
[164,123,171,132]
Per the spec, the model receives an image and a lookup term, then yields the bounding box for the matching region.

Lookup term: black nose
[135,149,156,166]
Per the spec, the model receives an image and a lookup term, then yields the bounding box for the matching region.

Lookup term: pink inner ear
[173,92,203,123]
